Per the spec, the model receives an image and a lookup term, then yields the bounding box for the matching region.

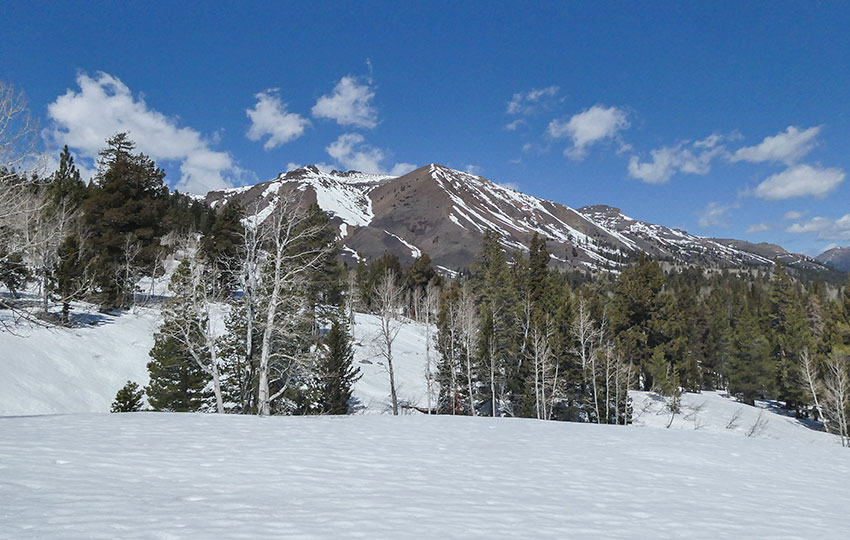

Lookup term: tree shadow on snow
[758,399,826,432]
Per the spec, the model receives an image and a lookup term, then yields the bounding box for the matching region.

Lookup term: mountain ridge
[816,246,850,272]
[205,164,836,275]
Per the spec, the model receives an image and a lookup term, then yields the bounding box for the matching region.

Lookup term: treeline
[426,231,850,443]
[3,134,848,442]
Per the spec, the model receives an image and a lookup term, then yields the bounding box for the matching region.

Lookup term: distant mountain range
[816,246,850,272]
[205,164,839,276]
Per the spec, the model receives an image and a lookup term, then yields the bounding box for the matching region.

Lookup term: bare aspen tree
[486,316,499,417]
[800,348,828,432]
[443,289,460,415]
[423,282,440,414]
[529,316,557,420]
[255,191,334,416]
[822,352,849,447]
[518,289,533,358]
[572,297,602,423]
[239,202,264,406]
[120,238,142,310]
[161,258,226,413]
[346,270,358,338]
[375,268,405,415]
[0,81,38,178]
[458,281,478,416]
[0,82,50,329]
[214,202,265,414]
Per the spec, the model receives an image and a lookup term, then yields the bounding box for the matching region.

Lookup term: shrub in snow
[111,381,144,413]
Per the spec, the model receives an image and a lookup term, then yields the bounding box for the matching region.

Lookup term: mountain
[206,164,833,274]
[816,246,850,272]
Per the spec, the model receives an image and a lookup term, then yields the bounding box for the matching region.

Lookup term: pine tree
[218,303,261,413]
[729,304,772,406]
[609,254,667,390]
[648,348,681,412]
[82,133,170,309]
[199,199,245,293]
[111,381,144,412]
[299,203,343,325]
[145,260,211,412]
[316,318,361,414]
[47,145,86,209]
[471,231,517,415]
[146,334,209,411]
[526,232,549,305]
[769,263,811,411]
[53,234,87,325]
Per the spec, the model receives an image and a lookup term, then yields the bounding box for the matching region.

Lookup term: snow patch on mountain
[383,230,422,259]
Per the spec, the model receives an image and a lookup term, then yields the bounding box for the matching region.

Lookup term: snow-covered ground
[1,412,848,539]
[631,390,835,444]
[0,307,430,415]
[0,305,158,416]
[350,312,433,413]
[3,304,850,537]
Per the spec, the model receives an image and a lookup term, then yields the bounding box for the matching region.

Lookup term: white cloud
[312,76,377,129]
[628,142,724,184]
[731,125,821,165]
[697,201,737,228]
[753,164,845,200]
[548,104,630,159]
[783,210,808,220]
[389,162,416,176]
[786,214,850,240]
[246,89,310,150]
[465,164,482,175]
[505,119,525,131]
[325,133,413,176]
[507,86,559,115]
[693,133,724,149]
[47,71,241,194]
[746,223,770,233]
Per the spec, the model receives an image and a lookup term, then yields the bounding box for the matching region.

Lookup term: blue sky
[2,1,849,255]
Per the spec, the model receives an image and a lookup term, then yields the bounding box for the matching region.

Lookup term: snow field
[0,305,158,416]
[631,390,837,444]
[350,312,433,413]
[1,412,848,539]
[0,308,428,416]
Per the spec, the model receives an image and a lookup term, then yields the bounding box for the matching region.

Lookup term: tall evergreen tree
[200,199,245,292]
[729,303,772,406]
[472,231,517,415]
[316,318,361,414]
[609,254,667,390]
[769,263,811,411]
[146,335,209,411]
[145,260,211,411]
[82,133,170,309]
[45,146,89,324]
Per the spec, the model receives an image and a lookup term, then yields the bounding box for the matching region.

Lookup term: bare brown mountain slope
[205,164,834,275]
